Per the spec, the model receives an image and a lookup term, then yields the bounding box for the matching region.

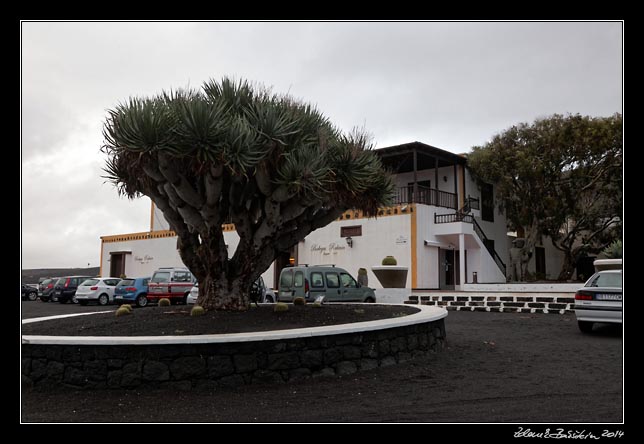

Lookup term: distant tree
[102,78,394,310]
[468,113,622,281]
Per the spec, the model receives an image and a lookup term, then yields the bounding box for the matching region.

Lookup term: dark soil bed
[22,304,419,336]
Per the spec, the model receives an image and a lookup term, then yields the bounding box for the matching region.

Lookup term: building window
[483,239,495,256]
[310,272,324,288]
[341,225,362,237]
[481,182,494,222]
[294,271,304,287]
[280,269,293,288]
[325,272,340,288]
[340,273,357,288]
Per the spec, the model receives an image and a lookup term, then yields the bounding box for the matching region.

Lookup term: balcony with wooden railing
[394,185,458,210]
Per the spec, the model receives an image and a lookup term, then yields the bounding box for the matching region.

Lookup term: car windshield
[586,272,622,288]
[151,272,171,283]
[81,279,99,286]
[118,279,135,286]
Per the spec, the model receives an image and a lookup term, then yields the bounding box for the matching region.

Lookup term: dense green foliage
[468,113,622,280]
[102,78,393,309]
[600,240,622,259]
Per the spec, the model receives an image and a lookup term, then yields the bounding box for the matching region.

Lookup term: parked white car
[187,283,199,305]
[75,277,121,306]
[186,277,276,305]
[574,270,622,333]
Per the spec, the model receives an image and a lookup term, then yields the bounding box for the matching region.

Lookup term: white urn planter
[371,265,409,288]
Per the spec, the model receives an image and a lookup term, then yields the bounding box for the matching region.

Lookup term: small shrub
[600,239,622,259]
[120,304,133,312]
[312,302,323,308]
[353,308,365,314]
[293,297,306,306]
[358,268,367,275]
[158,298,171,307]
[115,307,130,317]
[191,305,205,317]
[382,255,397,266]
[274,302,289,312]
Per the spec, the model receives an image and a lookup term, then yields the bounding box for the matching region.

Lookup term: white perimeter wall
[297,214,412,289]
[101,231,275,288]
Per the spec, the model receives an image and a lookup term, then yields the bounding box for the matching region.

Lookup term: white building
[100,142,510,290]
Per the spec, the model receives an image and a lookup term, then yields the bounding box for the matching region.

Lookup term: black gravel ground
[20,304,623,424]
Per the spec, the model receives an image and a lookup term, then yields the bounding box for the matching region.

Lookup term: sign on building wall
[395,235,408,245]
[134,254,154,264]
[310,243,347,256]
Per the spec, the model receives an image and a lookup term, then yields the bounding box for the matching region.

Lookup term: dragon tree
[102,78,394,310]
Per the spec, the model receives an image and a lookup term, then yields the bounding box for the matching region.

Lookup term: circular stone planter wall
[22,305,447,390]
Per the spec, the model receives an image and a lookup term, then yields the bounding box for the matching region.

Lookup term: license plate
[596,294,622,301]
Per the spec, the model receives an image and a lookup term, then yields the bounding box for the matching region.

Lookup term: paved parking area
[21,302,623,423]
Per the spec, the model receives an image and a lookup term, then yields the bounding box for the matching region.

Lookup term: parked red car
[147,267,195,305]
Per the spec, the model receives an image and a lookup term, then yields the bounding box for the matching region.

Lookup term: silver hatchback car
[574,270,622,333]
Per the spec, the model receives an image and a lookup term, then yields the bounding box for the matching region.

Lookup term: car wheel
[79,301,88,306]
[28,291,38,301]
[71,294,79,304]
[578,321,594,333]
[182,293,189,305]
[265,295,274,303]
[364,297,376,303]
[136,294,148,308]
[51,294,58,303]
[98,294,109,306]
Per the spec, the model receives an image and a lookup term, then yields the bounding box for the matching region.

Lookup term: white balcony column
[459,233,466,288]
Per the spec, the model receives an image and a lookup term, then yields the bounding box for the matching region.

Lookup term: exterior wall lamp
[346,236,353,248]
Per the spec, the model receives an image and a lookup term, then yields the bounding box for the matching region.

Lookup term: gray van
[278,265,376,303]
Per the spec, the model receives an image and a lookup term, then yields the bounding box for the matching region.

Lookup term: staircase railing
[434,212,506,277]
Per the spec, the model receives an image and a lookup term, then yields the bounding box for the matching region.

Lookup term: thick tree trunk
[518,222,540,281]
[197,273,253,311]
[557,251,577,281]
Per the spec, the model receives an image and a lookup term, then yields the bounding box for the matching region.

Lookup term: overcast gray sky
[20,21,622,269]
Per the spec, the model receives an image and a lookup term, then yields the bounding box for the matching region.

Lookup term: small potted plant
[371,256,408,288]
[357,268,368,287]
